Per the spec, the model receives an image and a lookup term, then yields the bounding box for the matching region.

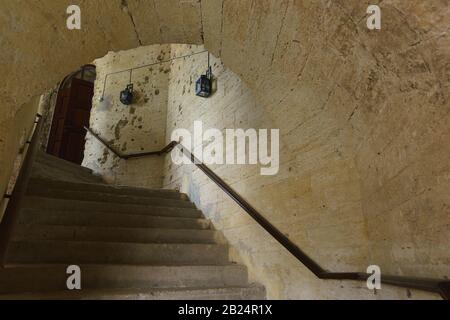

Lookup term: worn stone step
[22,197,202,218]
[13,225,224,244]
[35,152,94,175]
[19,210,211,230]
[27,178,183,200]
[31,162,103,184]
[7,241,230,266]
[35,156,91,173]
[24,189,194,208]
[0,264,248,294]
[0,285,266,300]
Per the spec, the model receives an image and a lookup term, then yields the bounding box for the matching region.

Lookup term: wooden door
[47,78,94,164]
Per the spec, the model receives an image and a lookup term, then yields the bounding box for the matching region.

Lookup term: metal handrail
[83,127,178,159]
[0,114,44,267]
[84,127,450,299]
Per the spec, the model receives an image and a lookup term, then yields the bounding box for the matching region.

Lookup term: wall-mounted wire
[99,50,209,101]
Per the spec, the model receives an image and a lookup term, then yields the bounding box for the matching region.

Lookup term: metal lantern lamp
[120,69,134,105]
[195,71,212,98]
[195,53,213,98]
[120,83,134,105]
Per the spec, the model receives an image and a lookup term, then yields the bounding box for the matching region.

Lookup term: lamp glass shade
[120,84,134,105]
[195,75,212,98]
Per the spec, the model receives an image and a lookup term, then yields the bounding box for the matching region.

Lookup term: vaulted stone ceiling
[2,1,448,118]
[1,0,199,118]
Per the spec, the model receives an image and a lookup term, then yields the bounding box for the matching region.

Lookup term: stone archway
[1,1,449,299]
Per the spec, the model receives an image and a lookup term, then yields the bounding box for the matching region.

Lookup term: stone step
[24,190,194,208]
[27,178,183,200]
[31,162,103,184]
[35,152,94,175]
[0,264,248,294]
[19,210,211,230]
[22,198,203,218]
[6,240,229,266]
[33,161,90,176]
[13,225,224,244]
[0,285,266,300]
[5,152,267,299]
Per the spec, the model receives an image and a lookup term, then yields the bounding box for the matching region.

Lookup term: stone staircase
[0,151,265,300]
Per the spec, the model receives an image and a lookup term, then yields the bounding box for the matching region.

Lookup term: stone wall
[162,44,443,299]
[0,96,41,220]
[201,0,449,297]
[83,45,171,188]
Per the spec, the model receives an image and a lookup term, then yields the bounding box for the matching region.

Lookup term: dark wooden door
[47,78,94,164]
